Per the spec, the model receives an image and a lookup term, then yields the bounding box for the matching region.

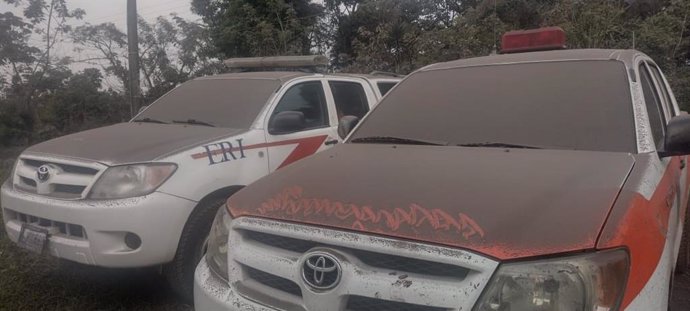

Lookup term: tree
[137,15,223,101]
[72,15,223,104]
[0,0,85,143]
[0,0,129,146]
[71,22,130,92]
[192,0,325,57]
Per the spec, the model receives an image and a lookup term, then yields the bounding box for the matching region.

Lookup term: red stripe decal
[276,135,329,169]
[190,135,329,169]
[598,157,681,309]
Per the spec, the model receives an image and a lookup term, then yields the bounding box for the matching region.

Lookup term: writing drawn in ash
[232,186,486,241]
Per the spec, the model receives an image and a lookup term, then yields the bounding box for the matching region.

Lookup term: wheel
[164,196,227,302]
[677,206,689,275]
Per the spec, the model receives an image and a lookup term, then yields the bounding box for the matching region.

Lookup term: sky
[1,0,198,89]
[1,0,197,30]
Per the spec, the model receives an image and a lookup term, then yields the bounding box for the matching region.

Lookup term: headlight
[88,163,176,199]
[474,249,629,311]
[206,206,231,281]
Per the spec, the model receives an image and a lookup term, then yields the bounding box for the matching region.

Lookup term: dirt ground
[0,233,191,311]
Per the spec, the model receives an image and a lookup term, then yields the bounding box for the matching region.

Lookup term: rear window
[330,81,370,119]
[136,79,280,128]
[377,82,397,95]
[351,61,636,153]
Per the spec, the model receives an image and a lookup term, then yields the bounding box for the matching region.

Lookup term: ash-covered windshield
[134,78,280,128]
[350,60,636,153]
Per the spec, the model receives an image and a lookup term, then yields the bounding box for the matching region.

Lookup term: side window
[377,82,397,96]
[329,81,370,119]
[639,65,667,149]
[271,81,328,131]
[647,64,675,118]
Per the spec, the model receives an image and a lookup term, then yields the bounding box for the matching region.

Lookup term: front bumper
[195,258,275,311]
[194,217,500,311]
[1,182,196,267]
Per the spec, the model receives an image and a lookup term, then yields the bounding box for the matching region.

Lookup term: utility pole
[127,0,141,117]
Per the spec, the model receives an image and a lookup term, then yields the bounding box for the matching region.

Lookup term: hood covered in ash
[228,143,635,260]
[24,122,245,165]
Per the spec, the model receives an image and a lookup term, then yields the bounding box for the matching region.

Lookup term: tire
[677,206,690,275]
[164,196,227,302]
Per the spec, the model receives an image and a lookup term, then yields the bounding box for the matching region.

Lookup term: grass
[0,159,192,311]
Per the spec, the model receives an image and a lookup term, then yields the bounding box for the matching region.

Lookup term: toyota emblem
[302,252,341,290]
[36,165,51,182]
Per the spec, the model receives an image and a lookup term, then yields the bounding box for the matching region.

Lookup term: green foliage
[193,0,325,57]
[137,15,224,101]
[2,1,222,147]
[72,15,223,104]
[0,12,38,67]
[0,0,94,146]
[1,0,690,148]
[321,0,689,110]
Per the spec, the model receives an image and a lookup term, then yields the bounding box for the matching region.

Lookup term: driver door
[264,79,339,172]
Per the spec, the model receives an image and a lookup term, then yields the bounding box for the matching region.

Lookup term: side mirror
[338,115,360,139]
[269,111,307,134]
[660,115,690,157]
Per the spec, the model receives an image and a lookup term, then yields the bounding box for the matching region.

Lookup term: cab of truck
[0,55,400,299]
[195,29,690,311]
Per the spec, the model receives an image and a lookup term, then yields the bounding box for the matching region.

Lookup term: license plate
[17,224,49,254]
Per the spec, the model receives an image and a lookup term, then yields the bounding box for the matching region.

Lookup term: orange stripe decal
[598,157,681,309]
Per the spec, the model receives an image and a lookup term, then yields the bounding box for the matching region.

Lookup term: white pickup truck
[0,56,400,299]
[195,30,690,311]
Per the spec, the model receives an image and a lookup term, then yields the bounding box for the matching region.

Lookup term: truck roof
[194,71,402,84]
[422,49,642,72]
[195,71,311,83]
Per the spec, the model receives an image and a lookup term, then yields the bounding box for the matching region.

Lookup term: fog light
[124,232,142,250]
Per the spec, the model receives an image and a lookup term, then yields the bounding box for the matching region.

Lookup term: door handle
[681,158,686,170]
[324,139,339,146]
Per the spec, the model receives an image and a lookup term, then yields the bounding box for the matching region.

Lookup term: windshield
[350,60,636,152]
[134,78,280,128]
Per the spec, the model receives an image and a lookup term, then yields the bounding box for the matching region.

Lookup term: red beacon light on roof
[501,27,566,54]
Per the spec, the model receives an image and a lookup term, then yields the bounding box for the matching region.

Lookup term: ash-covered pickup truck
[0,56,400,299]
[195,29,690,311]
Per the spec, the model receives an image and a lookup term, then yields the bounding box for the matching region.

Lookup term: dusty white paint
[195,217,498,311]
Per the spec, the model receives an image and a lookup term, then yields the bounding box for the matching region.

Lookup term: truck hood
[24,122,245,165]
[228,144,635,260]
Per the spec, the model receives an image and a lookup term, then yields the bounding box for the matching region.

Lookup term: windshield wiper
[456,142,543,149]
[133,117,167,124]
[350,136,447,146]
[172,119,215,127]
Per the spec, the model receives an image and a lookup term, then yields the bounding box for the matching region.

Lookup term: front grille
[54,184,87,195]
[7,209,87,239]
[243,230,469,279]
[244,230,316,253]
[228,218,499,311]
[13,156,102,199]
[19,176,36,187]
[351,249,469,279]
[346,296,449,311]
[243,264,302,297]
[23,159,99,175]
